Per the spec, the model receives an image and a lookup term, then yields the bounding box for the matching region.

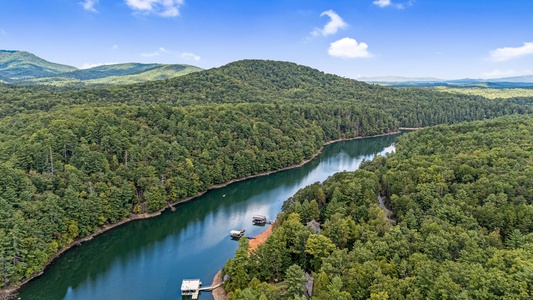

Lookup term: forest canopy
[1,59,533,290]
[223,114,533,300]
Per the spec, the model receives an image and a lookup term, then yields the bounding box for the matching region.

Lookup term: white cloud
[80,62,118,69]
[489,42,533,62]
[328,37,372,59]
[125,0,184,17]
[481,69,518,78]
[180,52,200,61]
[373,0,391,7]
[81,0,99,12]
[311,10,348,37]
[374,0,415,9]
[141,48,200,61]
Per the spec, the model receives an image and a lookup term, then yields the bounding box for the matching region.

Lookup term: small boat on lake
[230,229,245,239]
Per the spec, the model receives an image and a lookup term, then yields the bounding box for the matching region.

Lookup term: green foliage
[284,264,307,299]
[20,63,203,87]
[226,115,533,299]
[2,59,533,290]
[434,86,533,99]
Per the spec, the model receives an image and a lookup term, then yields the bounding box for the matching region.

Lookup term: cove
[18,134,399,300]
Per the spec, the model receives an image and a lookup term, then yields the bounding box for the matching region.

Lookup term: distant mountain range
[359,75,533,88]
[0,50,202,87]
[2,49,533,89]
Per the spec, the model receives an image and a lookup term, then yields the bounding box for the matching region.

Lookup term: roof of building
[181,279,201,291]
[306,219,321,233]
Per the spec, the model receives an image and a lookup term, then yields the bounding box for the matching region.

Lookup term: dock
[181,279,201,299]
[181,279,223,299]
[252,214,268,225]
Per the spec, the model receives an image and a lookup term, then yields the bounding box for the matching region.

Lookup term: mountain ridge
[0,50,202,86]
[0,50,77,82]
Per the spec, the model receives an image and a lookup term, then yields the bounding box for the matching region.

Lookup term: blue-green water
[18,134,398,300]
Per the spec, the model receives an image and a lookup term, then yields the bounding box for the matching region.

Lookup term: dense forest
[1,60,533,290]
[223,115,533,299]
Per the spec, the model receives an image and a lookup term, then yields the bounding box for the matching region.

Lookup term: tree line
[223,115,533,299]
[1,59,533,289]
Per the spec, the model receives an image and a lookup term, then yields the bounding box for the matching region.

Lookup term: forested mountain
[0,50,76,82]
[1,59,532,124]
[0,50,201,87]
[224,115,533,299]
[18,63,202,87]
[0,59,533,292]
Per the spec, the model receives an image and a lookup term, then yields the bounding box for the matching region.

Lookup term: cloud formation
[125,0,184,17]
[141,47,201,61]
[328,37,372,59]
[311,10,348,37]
[81,0,99,12]
[180,52,200,61]
[373,0,415,9]
[489,42,533,62]
[373,0,391,7]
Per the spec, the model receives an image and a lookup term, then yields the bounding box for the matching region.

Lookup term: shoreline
[248,224,274,254]
[0,130,400,298]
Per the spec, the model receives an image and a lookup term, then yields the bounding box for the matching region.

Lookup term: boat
[230,229,245,239]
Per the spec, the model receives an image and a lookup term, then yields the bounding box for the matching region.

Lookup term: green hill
[21,63,202,87]
[0,59,532,293]
[0,50,77,82]
[0,50,202,86]
[224,114,533,299]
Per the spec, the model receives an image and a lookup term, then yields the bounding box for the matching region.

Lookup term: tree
[285,264,307,299]
[305,234,335,271]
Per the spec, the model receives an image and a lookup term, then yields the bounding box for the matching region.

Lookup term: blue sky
[1,0,532,79]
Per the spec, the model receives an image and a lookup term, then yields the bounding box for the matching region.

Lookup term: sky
[1,0,533,79]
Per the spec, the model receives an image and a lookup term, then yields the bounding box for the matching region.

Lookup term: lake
[18,134,398,300]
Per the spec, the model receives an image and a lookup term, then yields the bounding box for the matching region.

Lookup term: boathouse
[230,229,245,238]
[181,279,202,299]
[252,214,267,225]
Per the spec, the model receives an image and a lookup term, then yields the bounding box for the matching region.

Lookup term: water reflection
[19,134,398,300]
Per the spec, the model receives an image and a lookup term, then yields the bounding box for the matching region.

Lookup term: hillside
[20,63,202,87]
[0,50,77,82]
[2,59,531,126]
[0,59,532,293]
[0,50,202,87]
[224,115,533,299]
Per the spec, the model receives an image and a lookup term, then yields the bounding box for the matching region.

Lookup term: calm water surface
[19,134,398,300]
